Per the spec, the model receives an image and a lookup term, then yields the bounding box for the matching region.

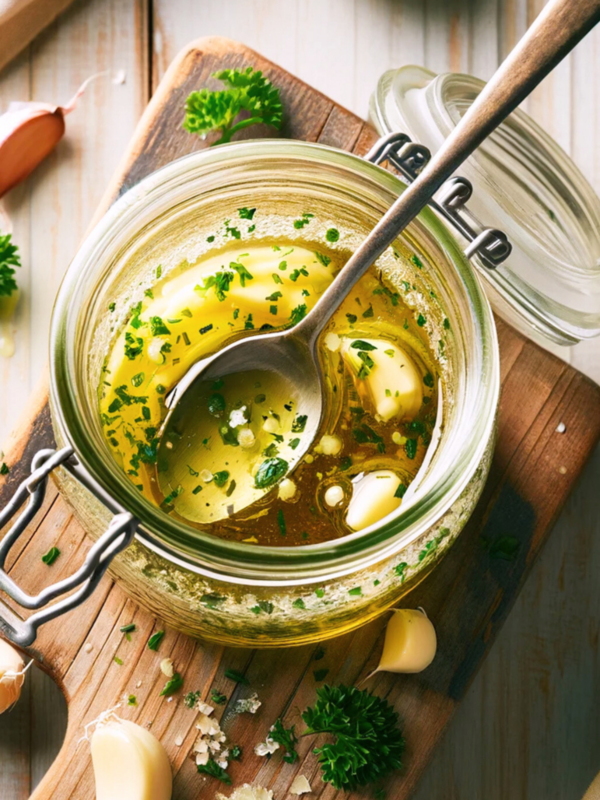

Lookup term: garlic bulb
[90,713,172,800]
[0,638,26,714]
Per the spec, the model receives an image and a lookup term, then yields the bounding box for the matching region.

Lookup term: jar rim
[50,139,500,585]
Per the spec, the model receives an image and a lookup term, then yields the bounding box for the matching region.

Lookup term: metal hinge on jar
[365,132,512,270]
[0,447,139,646]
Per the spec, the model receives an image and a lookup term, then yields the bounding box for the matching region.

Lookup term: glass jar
[48,140,499,647]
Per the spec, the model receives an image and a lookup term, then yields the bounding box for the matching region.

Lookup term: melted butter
[0,290,18,358]
[99,241,440,546]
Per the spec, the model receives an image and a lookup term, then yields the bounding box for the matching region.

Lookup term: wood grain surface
[2,2,600,799]
[0,34,599,800]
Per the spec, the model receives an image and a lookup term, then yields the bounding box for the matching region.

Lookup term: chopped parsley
[147,630,165,651]
[254,457,288,489]
[160,672,184,696]
[210,689,227,704]
[238,207,256,219]
[184,690,200,708]
[224,668,249,684]
[350,340,377,351]
[149,316,171,336]
[405,438,418,459]
[230,261,254,286]
[294,212,314,229]
[41,546,60,566]
[290,303,308,325]
[291,414,307,433]
[213,470,230,487]
[197,759,231,784]
[325,228,340,242]
[277,508,287,536]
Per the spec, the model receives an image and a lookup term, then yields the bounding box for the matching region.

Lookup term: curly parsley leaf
[270,718,299,764]
[0,233,21,297]
[302,684,404,790]
[196,758,232,784]
[183,67,283,146]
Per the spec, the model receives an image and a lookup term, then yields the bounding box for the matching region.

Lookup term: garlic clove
[0,73,104,199]
[315,434,342,455]
[345,470,402,531]
[0,107,65,198]
[377,608,437,674]
[341,337,423,422]
[91,717,172,800]
[0,638,25,714]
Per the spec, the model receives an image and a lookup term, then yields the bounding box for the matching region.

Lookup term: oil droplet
[0,290,18,358]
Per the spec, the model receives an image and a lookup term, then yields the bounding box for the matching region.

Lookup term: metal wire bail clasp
[0,447,138,647]
[365,132,512,270]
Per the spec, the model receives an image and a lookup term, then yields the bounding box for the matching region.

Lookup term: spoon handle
[295,0,600,345]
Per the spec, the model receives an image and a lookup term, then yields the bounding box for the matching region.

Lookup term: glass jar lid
[370,65,600,346]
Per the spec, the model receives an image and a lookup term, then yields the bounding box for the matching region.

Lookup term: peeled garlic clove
[0,638,25,713]
[278,478,297,501]
[341,337,423,421]
[91,717,172,800]
[315,434,342,455]
[378,609,437,674]
[345,470,402,531]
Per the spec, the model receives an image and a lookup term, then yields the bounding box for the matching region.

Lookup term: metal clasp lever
[365,132,512,270]
[0,447,138,647]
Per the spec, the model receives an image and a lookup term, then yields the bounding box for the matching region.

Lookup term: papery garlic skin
[0,638,25,714]
[216,786,273,800]
[378,609,437,674]
[289,775,312,795]
[91,717,172,800]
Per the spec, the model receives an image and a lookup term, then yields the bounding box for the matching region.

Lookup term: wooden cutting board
[1,37,600,800]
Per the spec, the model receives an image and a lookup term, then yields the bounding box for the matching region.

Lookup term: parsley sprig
[302,684,404,790]
[184,67,283,145]
[0,232,21,297]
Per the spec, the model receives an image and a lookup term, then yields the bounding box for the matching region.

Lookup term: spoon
[158,0,600,510]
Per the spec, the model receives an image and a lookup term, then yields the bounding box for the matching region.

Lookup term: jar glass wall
[50,141,499,646]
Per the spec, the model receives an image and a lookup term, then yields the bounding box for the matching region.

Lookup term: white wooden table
[1,1,599,797]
